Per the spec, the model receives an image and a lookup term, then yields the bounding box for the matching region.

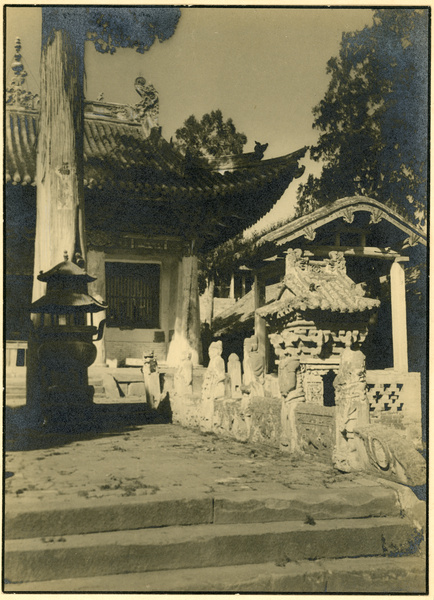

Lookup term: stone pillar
[229,273,235,299]
[201,276,215,326]
[167,254,202,366]
[390,259,408,373]
[254,272,268,373]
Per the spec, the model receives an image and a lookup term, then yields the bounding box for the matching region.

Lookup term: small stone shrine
[258,248,380,406]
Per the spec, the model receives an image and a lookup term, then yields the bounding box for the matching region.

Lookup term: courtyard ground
[4,396,427,593]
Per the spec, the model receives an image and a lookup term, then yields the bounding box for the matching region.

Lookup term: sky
[5,6,374,233]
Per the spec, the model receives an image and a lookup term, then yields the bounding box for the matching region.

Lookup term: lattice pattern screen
[367,382,405,415]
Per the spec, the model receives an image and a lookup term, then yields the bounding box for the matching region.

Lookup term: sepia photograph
[4,3,428,594]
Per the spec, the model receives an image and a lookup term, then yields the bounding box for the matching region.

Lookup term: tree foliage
[42,6,181,56]
[296,8,428,225]
[174,109,247,161]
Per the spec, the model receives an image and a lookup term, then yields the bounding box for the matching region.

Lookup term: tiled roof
[212,283,281,337]
[257,251,380,320]
[6,106,306,200]
[6,105,306,242]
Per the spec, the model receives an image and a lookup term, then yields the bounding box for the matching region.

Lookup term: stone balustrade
[366,370,422,447]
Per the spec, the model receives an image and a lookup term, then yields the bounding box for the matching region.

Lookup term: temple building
[5,37,306,368]
[6,38,426,443]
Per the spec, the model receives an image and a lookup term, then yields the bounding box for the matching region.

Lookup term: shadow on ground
[5,398,172,451]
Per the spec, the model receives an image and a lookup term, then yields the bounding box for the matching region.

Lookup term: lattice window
[367,382,404,414]
[105,262,160,329]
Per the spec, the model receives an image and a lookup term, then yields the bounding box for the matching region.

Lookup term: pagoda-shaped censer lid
[30,252,107,314]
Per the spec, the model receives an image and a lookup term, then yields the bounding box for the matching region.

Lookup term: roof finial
[11,37,27,82]
[64,250,69,262]
[6,36,39,109]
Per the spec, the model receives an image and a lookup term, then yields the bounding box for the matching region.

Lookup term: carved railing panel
[366,370,422,429]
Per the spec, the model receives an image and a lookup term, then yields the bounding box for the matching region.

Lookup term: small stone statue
[333,333,370,472]
[277,351,305,453]
[202,340,226,401]
[142,351,161,409]
[227,353,242,398]
[174,351,193,396]
[242,335,265,396]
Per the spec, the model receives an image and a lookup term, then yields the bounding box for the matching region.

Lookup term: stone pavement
[4,405,427,593]
[6,419,386,506]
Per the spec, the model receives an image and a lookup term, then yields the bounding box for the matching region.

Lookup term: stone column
[390,259,408,373]
[241,275,246,297]
[167,254,202,366]
[229,273,235,299]
[254,272,268,373]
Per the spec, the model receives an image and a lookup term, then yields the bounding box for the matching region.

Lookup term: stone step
[5,487,401,539]
[5,385,26,393]
[6,384,105,396]
[5,380,26,388]
[5,391,26,399]
[4,555,426,593]
[4,516,418,583]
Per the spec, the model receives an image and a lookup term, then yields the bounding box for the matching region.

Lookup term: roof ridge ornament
[133,76,159,135]
[83,76,159,134]
[6,37,39,109]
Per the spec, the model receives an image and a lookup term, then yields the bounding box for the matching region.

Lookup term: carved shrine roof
[257,250,380,321]
[213,250,380,337]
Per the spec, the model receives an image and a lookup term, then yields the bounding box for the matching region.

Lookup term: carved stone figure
[277,352,306,453]
[242,335,265,396]
[142,351,161,409]
[202,340,226,401]
[174,351,193,396]
[333,334,370,472]
[133,76,159,132]
[278,355,300,398]
[227,353,242,398]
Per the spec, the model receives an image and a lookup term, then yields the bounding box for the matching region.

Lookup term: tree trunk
[33,28,86,301]
[167,255,203,366]
[27,27,86,410]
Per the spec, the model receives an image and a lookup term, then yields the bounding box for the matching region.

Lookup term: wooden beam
[302,246,410,261]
